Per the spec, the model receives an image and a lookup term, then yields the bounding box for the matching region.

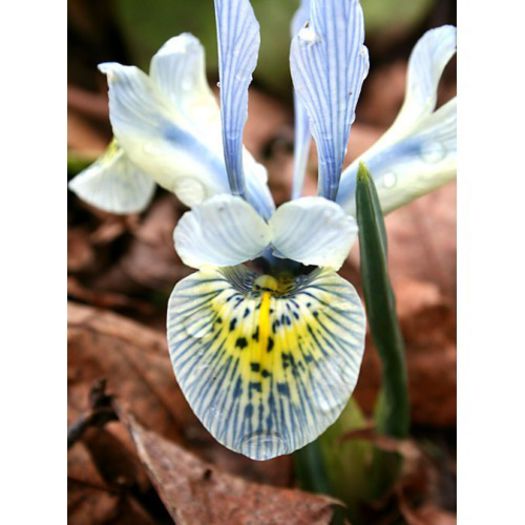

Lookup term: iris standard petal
[167,266,366,460]
[270,197,358,270]
[290,0,369,201]
[214,0,260,197]
[337,25,457,215]
[68,140,156,214]
[290,0,312,199]
[173,195,271,269]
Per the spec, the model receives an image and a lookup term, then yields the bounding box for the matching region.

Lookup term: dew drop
[143,143,160,155]
[420,141,446,164]
[298,25,320,44]
[382,172,397,189]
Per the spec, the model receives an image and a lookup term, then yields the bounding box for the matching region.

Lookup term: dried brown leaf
[68,227,96,273]
[117,406,339,525]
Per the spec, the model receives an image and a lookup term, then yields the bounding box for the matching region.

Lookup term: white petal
[100,48,275,218]
[214,0,260,196]
[270,197,358,270]
[393,25,457,131]
[338,97,456,215]
[167,266,366,460]
[149,33,224,149]
[68,141,155,214]
[337,25,457,214]
[290,0,369,200]
[99,61,228,206]
[290,0,312,199]
[173,195,271,269]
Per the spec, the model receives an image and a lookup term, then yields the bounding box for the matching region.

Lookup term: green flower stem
[293,439,333,495]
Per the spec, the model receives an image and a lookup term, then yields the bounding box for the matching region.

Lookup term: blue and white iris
[68,0,456,461]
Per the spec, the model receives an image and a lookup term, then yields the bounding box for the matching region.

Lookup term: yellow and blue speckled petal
[167,266,366,460]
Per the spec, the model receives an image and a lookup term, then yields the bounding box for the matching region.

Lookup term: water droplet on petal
[298,25,320,44]
[420,141,446,164]
[382,172,397,189]
[143,143,160,155]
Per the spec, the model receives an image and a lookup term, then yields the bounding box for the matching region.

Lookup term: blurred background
[68,0,457,523]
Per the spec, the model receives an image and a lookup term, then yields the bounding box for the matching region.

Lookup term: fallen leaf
[399,500,456,525]
[68,276,156,315]
[68,109,108,157]
[68,227,96,273]
[68,438,158,525]
[92,195,187,294]
[353,277,456,427]
[117,406,340,525]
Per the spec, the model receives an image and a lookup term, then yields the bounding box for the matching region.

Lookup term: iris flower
[68,0,456,460]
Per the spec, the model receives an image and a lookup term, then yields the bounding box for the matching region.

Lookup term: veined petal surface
[149,33,222,135]
[68,140,155,214]
[290,0,369,201]
[214,0,260,196]
[337,25,457,214]
[338,98,456,215]
[392,25,457,132]
[270,197,358,270]
[174,195,271,269]
[291,0,312,199]
[99,35,275,218]
[100,61,229,206]
[167,266,366,460]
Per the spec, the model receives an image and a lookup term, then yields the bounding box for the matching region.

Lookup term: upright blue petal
[214,0,260,198]
[291,0,312,199]
[290,0,369,201]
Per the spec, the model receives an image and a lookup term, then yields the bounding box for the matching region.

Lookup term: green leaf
[355,162,410,497]
[355,162,409,439]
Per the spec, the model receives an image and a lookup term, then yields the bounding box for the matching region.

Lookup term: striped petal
[100,61,229,206]
[149,34,222,138]
[214,0,260,197]
[391,25,457,132]
[337,26,457,215]
[291,0,312,199]
[68,140,155,214]
[338,98,456,215]
[99,35,275,218]
[290,0,369,201]
[270,197,358,270]
[167,266,366,460]
[173,195,271,269]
